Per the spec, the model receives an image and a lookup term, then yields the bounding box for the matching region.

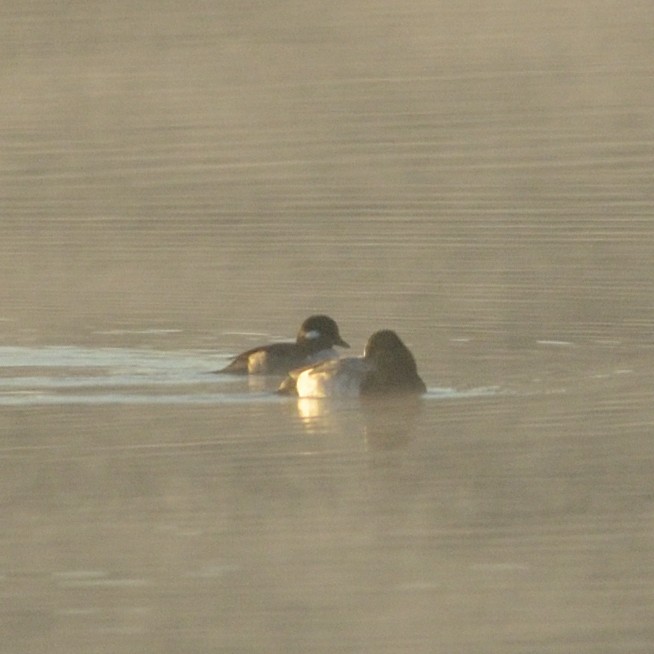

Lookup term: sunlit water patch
[0,345,219,373]
[0,345,238,406]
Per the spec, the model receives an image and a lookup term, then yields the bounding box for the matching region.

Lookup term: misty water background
[1,2,654,652]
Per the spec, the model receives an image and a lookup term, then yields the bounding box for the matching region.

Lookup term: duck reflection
[361,394,423,450]
[290,394,422,450]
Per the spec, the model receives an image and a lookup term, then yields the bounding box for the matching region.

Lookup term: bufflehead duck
[278,329,426,397]
[217,315,349,375]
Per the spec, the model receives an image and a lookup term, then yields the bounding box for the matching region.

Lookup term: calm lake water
[2,2,654,652]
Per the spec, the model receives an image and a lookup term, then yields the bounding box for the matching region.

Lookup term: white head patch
[304,330,321,340]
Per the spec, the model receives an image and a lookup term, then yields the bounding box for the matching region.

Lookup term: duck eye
[304,330,321,340]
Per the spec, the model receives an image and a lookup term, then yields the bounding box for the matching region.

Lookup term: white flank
[295,358,370,398]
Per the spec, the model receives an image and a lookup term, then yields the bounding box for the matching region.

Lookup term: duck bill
[337,337,350,348]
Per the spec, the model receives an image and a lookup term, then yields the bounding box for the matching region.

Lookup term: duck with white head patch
[217,315,349,375]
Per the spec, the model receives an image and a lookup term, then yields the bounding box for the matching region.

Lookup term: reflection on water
[293,395,421,449]
[293,388,501,449]
[2,0,654,652]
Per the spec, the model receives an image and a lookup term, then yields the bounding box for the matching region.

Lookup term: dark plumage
[278,329,426,397]
[217,315,349,375]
